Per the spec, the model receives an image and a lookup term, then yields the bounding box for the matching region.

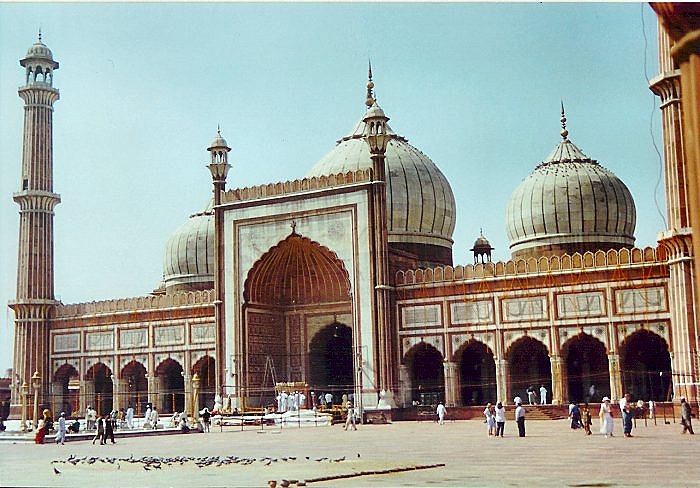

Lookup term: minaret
[9,32,61,413]
[650,22,699,404]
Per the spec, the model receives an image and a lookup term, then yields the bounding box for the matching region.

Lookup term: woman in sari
[599,396,614,438]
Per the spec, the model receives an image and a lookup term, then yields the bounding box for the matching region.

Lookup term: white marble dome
[506,135,636,258]
[162,200,214,292]
[305,108,456,251]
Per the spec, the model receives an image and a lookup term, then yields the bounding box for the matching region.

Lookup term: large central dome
[305,74,456,264]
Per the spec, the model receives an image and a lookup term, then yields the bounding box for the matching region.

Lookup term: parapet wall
[396,246,666,286]
[55,289,215,318]
[222,169,372,203]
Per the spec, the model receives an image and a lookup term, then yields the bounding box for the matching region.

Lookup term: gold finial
[291,220,297,234]
[366,60,375,108]
[560,101,569,140]
[38,28,42,42]
[217,124,221,136]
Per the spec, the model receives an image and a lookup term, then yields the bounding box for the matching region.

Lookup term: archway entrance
[562,333,610,403]
[243,230,353,408]
[121,361,148,416]
[309,322,353,405]
[156,358,184,414]
[620,329,672,401]
[53,364,79,417]
[457,340,496,405]
[86,363,113,416]
[506,336,551,403]
[193,355,216,411]
[405,342,444,406]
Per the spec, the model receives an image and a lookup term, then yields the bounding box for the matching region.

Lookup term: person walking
[484,403,496,436]
[104,414,116,444]
[201,407,211,432]
[494,401,506,437]
[648,399,656,420]
[539,385,547,405]
[680,397,695,434]
[126,405,134,429]
[619,393,633,437]
[436,402,447,425]
[343,401,357,431]
[599,397,614,438]
[54,412,67,445]
[582,403,592,435]
[92,415,105,445]
[515,401,526,437]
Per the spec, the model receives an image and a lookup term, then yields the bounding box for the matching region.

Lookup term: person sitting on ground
[67,419,80,433]
[178,416,190,433]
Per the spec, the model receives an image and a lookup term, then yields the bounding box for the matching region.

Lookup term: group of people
[525,385,548,405]
[275,391,307,413]
[91,413,116,445]
[482,399,525,437]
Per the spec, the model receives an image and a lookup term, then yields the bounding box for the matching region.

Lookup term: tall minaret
[9,32,61,412]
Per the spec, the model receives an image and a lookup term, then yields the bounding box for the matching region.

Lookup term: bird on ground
[52,465,61,475]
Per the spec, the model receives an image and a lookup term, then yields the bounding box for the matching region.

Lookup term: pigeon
[52,465,61,475]
[357,453,361,458]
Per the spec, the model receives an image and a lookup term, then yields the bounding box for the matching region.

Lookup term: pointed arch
[561,333,610,403]
[308,321,353,405]
[506,336,551,402]
[455,339,496,405]
[403,341,444,405]
[155,358,185,413]
[85,362,113,416]
[619,329,672,401]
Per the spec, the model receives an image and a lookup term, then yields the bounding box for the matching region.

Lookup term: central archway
[243,230,353,408]
[506,336,551,403]
[86,363,113,416]
[156,358,184,414]
[562,333,610,403]
[309,322,353,405]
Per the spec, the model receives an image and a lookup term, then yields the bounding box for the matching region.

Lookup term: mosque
[8,18,699,420]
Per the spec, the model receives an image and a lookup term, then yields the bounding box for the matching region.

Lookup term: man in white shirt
[539,385,547,404]
[515,401,526,437]
[619,393,633,437]
[436,402,447,425]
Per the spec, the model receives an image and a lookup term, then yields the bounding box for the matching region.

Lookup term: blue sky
[0,3,664,372]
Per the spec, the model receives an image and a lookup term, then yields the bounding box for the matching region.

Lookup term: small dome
[26,40,54,61]
[306,109,456,252]
[472,234,492,251]
[208,130,229,150]
[162,200,214,293]
[505,135,636,259]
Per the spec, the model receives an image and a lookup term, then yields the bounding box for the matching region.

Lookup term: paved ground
[0,418,698,487]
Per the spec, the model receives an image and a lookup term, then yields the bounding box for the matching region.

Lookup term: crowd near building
[7,7,700,423]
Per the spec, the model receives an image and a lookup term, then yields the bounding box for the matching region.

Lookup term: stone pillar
[399,364,411,408]
[608,354,623,401]
[443,361,459,407]
[183,374,192,419]
[81,380,94,413]
[550,355,564,405]
[112,377,120,412]
[51,382,62,417]
[147,375,157,408]
[495,359,509,404]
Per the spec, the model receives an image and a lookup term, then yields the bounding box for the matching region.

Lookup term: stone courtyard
[0,418,698,487]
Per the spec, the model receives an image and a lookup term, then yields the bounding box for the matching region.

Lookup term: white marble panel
[192,324,215,344]
[120,328,148,348]
[85,331,113,351]
[53,333,80,353]
[557,291,605,318]
[450,300,493,325]
[615,287,667,314]
[155,325,184,345]
[401,304,441,328]
[501,296,547,322]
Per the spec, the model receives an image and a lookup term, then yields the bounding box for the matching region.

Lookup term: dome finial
[366,59,375,108]
[38,28,42,42]
[560,101,569,140]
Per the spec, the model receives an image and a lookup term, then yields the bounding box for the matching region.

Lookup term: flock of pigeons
[51,453,357,474]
